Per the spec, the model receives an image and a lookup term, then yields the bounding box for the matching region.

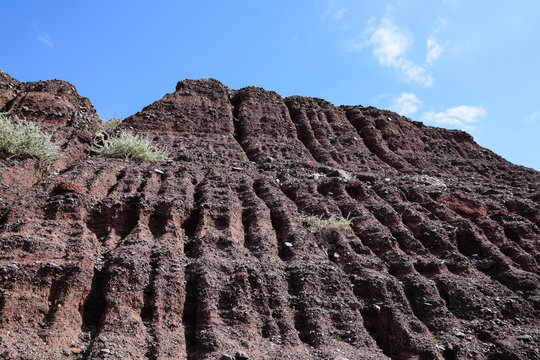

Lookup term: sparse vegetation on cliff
[96,117,123,135]
[299,213,352,233]
[0,113,60,162]
[91,130,171,162]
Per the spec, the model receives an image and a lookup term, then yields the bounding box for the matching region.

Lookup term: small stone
[75,129,93,144]
[154,169,164,175]
[517,334,533,342]
[284,242,293,247]
[220,355,234,360]
[70,347,82,354]
[47,262,61,269]
[328,169,353,181]
[298,160,317,169]
[235,350,249,360]
[236,272,248,281]
[101,348,111,354]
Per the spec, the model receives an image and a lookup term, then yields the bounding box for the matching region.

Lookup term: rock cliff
[0,71,539,359]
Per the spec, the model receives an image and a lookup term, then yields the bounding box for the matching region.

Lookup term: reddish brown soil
[0,70,539,359]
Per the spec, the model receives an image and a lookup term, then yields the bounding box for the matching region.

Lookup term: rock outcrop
[0,71,539,359]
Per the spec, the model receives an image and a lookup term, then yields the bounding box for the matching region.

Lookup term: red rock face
[53,181,87,195]
[0,72,539,360]
[439,192,488,219]
[1,75,99,130]
[0,71,20,109]
[125,79,235,135]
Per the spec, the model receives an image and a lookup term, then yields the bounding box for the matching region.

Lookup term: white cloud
[390,93,422,116]
[333,7,348,21]
[37,34,54,47]
[421,106,486,131]
[426,18,447,65]
[426,36,443,64]
[321,0,348,22]
[349,17,433,86]
[400,61,433,86]
[369,18,408,65]
[524,110,540,125]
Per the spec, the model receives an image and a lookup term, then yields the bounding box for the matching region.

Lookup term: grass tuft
[96,118,122,135]
[0,113,60,162]
[299,213,352,234]
[90,131,171,162]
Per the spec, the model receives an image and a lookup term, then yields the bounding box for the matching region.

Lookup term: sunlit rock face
[0,72,539,360]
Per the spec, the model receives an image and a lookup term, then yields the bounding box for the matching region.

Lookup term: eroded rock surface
[0,72,539,359]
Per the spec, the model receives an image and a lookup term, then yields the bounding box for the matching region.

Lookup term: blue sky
[2,1,539,170]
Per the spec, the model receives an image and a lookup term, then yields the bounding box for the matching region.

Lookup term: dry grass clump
[0,113,60,162]
[299,213,352,234]
[95,118,122,135]
[91,130,170,162]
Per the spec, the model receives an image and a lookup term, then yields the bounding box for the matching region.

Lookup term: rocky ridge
[0,70,539,359]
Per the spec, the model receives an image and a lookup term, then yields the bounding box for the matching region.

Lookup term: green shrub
[0,113,60,162]
[90,131,171,162]
[299,213,352,234]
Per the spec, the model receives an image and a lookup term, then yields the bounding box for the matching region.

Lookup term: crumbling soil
[0,70,539,359]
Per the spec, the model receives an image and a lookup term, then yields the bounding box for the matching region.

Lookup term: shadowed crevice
[81,266,107,336]
[182,266,198,360]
